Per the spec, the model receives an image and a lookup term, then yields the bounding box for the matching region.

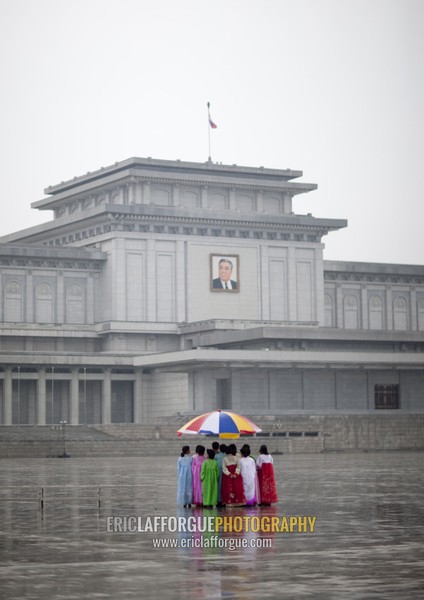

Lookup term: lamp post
[83,367,87,425]
[17,366,20,426]
[51,366,54,425]
[58,420,70,458]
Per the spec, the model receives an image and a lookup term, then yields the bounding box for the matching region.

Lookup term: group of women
[177,441,278,508]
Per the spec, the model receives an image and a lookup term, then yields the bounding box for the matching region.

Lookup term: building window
[344,294,359,329]
[4,281,23,322]
[393,296,409,330]
[369,295,384,330]
[35,282,54,323]
[374,384,400,409]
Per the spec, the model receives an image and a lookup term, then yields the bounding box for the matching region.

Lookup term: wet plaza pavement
[0,451,423,599]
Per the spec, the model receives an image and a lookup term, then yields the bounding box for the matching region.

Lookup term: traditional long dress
[192,454,207,506]
[215,451,226,503]
[256,453,278,504]
[200,458,219,506]
[177,454,193,506]
[240,456,260,506]
[221,454,246,506]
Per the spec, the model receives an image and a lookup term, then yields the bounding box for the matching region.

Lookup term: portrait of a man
[211,255,239,292]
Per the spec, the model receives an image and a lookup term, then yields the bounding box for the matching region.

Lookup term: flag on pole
[207,102,217,128]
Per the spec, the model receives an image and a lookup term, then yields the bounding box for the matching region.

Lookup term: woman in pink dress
[191,444,206,506]
[256,444,278,505]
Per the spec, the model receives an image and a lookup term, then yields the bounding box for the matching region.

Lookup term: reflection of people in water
[212,258,238,290]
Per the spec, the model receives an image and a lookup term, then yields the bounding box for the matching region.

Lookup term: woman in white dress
[239,445,260,506]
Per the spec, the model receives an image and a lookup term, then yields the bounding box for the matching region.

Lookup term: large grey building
[0,157,423,426]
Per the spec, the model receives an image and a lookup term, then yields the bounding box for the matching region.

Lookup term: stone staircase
[1,413,422,457]
[0,417,325,457]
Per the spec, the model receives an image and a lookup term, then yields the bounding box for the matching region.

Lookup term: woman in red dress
[221,443,245,507]
[256,444,278,505]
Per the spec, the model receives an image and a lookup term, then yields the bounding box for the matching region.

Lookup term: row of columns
[0,367,143,425]
[125,181,293,214]
[334,285,422,330]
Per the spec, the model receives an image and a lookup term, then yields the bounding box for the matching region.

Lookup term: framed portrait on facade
[210,254,240,292]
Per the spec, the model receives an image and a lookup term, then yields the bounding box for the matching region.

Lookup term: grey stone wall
[1,414,423,457]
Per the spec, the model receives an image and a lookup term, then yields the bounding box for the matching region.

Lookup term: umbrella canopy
[177,410,261,439]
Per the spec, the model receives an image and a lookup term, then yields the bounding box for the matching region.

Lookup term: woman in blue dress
[177,445,193,507]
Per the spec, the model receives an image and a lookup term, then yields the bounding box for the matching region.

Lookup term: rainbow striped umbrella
[177,410,261,439]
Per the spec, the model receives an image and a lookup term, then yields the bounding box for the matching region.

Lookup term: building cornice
[133,348,424,370]
[41,157,305,196]
[0,204,346,246]
[324,260,424,285]
[34,172,317,210]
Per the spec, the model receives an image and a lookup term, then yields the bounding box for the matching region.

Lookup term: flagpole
[207,101,212,162]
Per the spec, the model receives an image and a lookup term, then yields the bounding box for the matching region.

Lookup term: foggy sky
[0,0,423,265]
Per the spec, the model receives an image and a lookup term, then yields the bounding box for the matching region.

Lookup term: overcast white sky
[0,0,423,265]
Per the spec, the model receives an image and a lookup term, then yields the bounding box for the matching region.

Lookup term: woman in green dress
[200,449,219,508]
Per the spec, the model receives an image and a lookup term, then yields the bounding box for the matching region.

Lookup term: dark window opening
[374,384,400,409]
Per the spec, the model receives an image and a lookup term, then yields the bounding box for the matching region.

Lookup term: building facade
[0,157,423,425]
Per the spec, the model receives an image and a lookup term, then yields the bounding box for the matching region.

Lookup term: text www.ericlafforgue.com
[152,536,272,550]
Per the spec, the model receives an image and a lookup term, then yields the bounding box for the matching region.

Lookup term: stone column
[113,239,127,321]
[134,178,142,204]
[361,285,368,330]
[146,239,156,321]
[410,287,417,331]
[176,240,186,322]
[256,190,263,212]
[287,246,297,321]
[229,188,236,211]
[26,271,34,323]
[70,368,79,425]
[172,183,180,207]
[37,369,46,425]
[386,286,393,330]
[127,182,136,204]
[142,181,151,204]
[282,193,292,214]
[4,367,12,425]
[102,369,112,424]
[314,247,325,325]
[57,271,64,323]
[133,370,143,423]
[87,273,94,324]
[260,245,269,320]
[336,284,343,328]
[201,186,208,208]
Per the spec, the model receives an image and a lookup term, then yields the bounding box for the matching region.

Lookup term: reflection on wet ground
[0,452,423,599]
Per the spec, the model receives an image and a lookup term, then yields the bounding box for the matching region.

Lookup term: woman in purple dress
[191,444,206,506]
